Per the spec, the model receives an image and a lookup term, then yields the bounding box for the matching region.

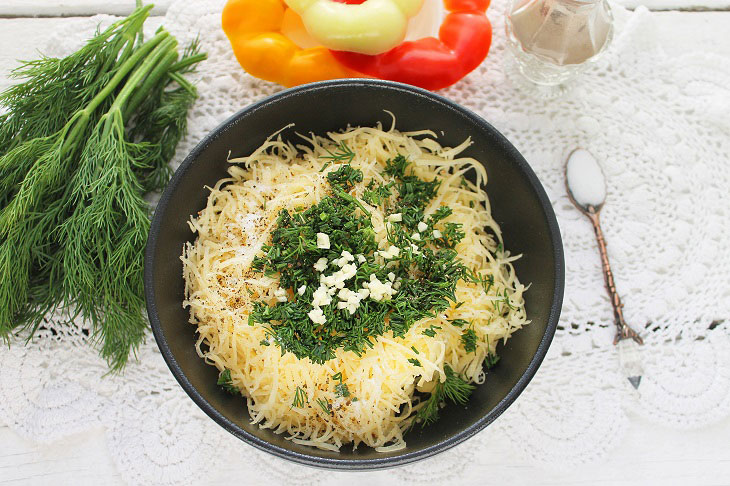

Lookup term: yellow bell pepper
[222,0,361,87]
[284,0,424,55]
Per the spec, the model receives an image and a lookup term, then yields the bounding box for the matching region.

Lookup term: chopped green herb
[408,358,422,367]
[362,180,395,206]
[422,324,441,337]
[250,159,472,364]
[217,369,241,396]
[450,319,469,328]
[484,353,500,369]
[321,140,355,164]
[416,365,474,426]
[259,339,270,346]
[332,372,351,397]
[472,273,494,295]
[326,164,363,191]
[411,346,420,354]
[316,397,331,416]
[385,155,440,210]
[461,328,478,353]
[335,383,350,398]
[292,386,307,408]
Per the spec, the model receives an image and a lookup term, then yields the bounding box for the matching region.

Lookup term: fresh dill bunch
[416,365,475,427]
[0,5,153,158]
[0,6,205,371]
[128,39,203,192]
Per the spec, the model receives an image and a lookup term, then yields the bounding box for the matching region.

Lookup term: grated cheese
[181,122,528,452]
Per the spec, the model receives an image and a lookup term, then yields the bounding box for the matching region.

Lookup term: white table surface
[1,2,730,485]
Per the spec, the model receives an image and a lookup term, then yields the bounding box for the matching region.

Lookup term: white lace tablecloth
[2,1,730,484]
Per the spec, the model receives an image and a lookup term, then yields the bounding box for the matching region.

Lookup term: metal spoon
[565,148,644,388]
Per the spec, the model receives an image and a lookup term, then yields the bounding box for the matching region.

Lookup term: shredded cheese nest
[181,121,529,452]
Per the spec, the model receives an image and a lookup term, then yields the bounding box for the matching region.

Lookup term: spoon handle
[586,207,644,345]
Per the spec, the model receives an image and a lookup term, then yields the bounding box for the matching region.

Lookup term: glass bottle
[505,0,614,86]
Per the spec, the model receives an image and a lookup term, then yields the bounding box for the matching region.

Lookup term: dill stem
[109,36,178,116]
[59,31,171,157]
[122,49,178,122]
[334,188,371,217]
[168,53,207,73]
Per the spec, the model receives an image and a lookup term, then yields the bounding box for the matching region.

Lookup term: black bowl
[145,79,564,470]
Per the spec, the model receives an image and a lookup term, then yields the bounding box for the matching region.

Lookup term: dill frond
[0,4,205,371]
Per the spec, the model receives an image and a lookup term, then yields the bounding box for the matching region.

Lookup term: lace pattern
[1,0,729,483]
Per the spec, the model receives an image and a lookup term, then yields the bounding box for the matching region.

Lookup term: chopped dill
[422,325,441,337]
[217,369,241,396]
[461,328,478,353]
[321,140,355,164]
[484,353,500,369]
[362,180,395,206]
[450,319,469,328]
[316,397,331,416]
[335,383,350,398]
[249,159,472,364]
[416,365,474,426]
[408,358,422,367]
[411,346,420,354]
[332,372,351,398]
[292,386,307,408]
[326,164,363,191]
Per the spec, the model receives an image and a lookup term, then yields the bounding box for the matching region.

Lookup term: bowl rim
[145,78,564,470]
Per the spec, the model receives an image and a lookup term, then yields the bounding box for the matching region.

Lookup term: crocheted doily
[1,0,729,483]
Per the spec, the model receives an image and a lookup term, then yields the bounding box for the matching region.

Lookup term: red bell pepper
[331,0,492,91]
